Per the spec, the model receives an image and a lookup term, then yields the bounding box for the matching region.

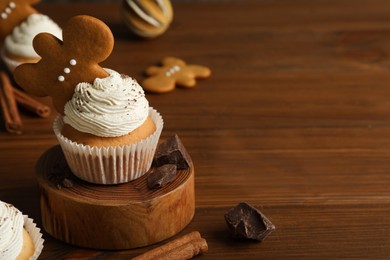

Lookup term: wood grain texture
[1,0,390,258]
[36,146,195,249]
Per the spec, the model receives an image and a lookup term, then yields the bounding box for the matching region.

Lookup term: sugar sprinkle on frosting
[0,201,24,259]
[64,69,149,137]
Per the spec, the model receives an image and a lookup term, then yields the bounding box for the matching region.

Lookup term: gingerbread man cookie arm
[145,66,164,76]
[142,76,176,93]
[33,32,62,58]
[175,74,196,88]
[186,65,212,78]
[14,33,63,97]
[175,64,211,87]
[14,65,44,98]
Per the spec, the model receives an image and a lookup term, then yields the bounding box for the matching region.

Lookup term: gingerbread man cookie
[14,15,114,114]
[0,0,39,40]
[142,57,211,93]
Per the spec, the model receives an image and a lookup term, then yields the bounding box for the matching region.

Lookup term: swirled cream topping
[64,69,149,137]
[4,13,62,58]
[0,201,24,259]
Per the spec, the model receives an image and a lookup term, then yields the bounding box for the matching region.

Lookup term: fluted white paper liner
[53,107,164,184]
[1,48,23,73]
[23,215,44,260]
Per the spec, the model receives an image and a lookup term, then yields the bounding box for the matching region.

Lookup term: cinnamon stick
[13,87,51,118]
[133,231,208,260]
[157,238,208,260]
[0,71,22,134]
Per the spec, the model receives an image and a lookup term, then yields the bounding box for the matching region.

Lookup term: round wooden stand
[35,145,195,250]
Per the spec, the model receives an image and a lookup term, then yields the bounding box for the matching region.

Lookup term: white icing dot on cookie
[1,2,16,20]
[165,65,181,77]
[58,60,77,82]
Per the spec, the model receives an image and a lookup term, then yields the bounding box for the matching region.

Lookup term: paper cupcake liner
[1,48,23,73]
[53,107,164,184]
[23,215,44,260]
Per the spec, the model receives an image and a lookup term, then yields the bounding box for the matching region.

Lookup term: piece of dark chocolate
[224,202,275,241]
[152,134,191,169]
[62,178,74,188]
[147,164,177,189]
[47,156,74,189]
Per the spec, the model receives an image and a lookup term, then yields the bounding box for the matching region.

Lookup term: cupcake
[1,13,62,72]
[53,69,163,184]
[14,15,163,184]
[0,201,44,260]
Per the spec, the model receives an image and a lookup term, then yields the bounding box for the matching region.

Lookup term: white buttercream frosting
[0,201,24,259]
[4,13,62,58]
[64,69,149,137]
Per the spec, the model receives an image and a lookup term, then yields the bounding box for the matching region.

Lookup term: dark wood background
[1,0,390,258]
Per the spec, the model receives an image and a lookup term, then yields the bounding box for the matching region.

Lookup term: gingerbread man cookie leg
[185,65,212,79]
[175,65,211,88]
[143,76,176,93]
[142,57,211,93]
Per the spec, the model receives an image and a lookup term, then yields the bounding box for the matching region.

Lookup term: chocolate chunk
[62,178,74,188]
[153,134,191,169]
[47,156,74,189]
[147,164,177,189]
[224,202,275,241]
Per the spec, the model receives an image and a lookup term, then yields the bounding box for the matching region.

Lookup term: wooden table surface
[1,0,390,258]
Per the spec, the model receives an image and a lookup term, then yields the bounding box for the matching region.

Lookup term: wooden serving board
[35,145,195,250]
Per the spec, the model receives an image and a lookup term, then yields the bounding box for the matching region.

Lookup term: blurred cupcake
[1,13,62,72]
[0,200,44,260]
[53,69,163,184]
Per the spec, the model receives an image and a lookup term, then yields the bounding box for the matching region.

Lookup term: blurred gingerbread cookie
[142,57,211,94]
[0,0,39,40]
[0,0,62,72]
[14,15,113,114]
